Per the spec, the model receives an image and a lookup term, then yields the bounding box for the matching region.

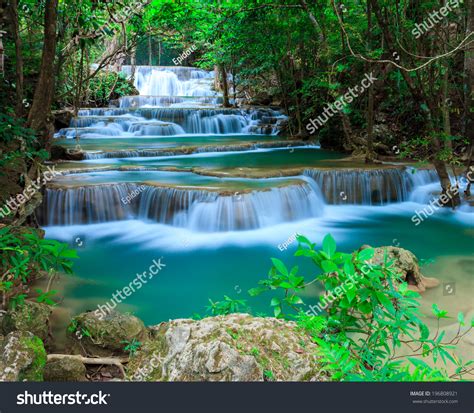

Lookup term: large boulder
[127,313,326,382]
[44,357,87,382]
[52,109,74,130]
[2,301,52,341]
[66,310,148,357]
[0,331,47,381]
[363,245,440,292]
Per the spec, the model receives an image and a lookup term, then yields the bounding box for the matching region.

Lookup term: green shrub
[250,234,473,381]
[0,226,78,309]
[86,72,137,106]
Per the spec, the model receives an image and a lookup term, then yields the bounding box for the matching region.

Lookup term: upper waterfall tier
[121,65,219,97]
[56,108,287,137]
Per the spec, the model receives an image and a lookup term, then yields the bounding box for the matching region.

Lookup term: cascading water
[304,168,439,205]
[38,182,325,231]
[54,66,288,139]
[47,65,448,233]
[41,63,473,329]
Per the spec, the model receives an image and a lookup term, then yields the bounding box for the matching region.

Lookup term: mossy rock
[363,245,440,292]
[44,357,86,382]
[2,301,52,341]
[0,331,47,381]
[127,314,327,382]
[66,310,148,357]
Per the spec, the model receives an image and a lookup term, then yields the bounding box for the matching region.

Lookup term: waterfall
[304,168,439,204]
[38,182,325,231]
[57,108,286,138]
[38,185,137,226]
[53,66,288,139]
[121,65,218,97]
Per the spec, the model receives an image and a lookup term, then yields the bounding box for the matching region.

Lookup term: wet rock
[44,357,86,382]
[363,245,440,292]
[127,313,326,382]
[2,301,52,342]
[0,331,47,381]
[50,145,85,161]
[52,109,75,130]
[67,310,148,357]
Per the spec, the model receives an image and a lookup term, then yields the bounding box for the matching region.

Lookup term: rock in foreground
[127,313,326,382]
[2,301,52,342]
[67,310,148,357]
[365,245,440,292]
[0,331,47,381]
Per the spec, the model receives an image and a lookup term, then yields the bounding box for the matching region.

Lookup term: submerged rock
[127,313,325,382]
[44,357,86,382]
[363,245,440,292]
[2,301,52,342]
[0,331,47,381]
[66,310,148,357]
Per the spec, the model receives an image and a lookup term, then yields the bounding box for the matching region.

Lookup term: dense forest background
[0,0,472,214]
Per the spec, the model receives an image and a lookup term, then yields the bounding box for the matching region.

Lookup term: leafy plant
[121,338,142,356]
[206,295,247,316]
[0,226,78,309]
[86,72,137,107]
[251,234,474,381]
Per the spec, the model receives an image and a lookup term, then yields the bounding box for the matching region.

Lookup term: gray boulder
[44,357,87,382]
[0,331,47,381]
[127,313,326,382]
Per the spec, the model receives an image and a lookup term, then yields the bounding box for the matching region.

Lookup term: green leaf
[357,248,374,262]
[322,234,337,258]
[273,306,282,318]
[321,260,338,273]
[457,312,465,326]
[270,297,281,306]
[271,258,288,276]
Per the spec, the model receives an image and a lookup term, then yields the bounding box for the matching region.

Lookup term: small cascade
[54,66,288,139]
[304,168,439,204]
[38,182,325,231]
[121,65,218,97]
[39,185,137,226]
[57,108,286,138]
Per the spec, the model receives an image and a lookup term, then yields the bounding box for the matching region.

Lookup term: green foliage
[86,72,137,107]
[251,234,473,381]
[0,226,78,309]
[122,338,142,357]
[0,113,49,172]
[206,295,247,316]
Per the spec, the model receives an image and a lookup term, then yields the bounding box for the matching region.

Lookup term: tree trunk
[365,0,374,162]
[220,64,230,107]
[369,0,460,206]
[27,0,59,150]
[148,35,152,66]
[8,0,24,117]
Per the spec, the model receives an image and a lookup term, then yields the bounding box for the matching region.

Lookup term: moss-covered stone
[0,331,47,381]
[363,245,440,292]
[44,357,87,382]
[2,301,52,341]
[127,314,327,382]
[66,310,148,357]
